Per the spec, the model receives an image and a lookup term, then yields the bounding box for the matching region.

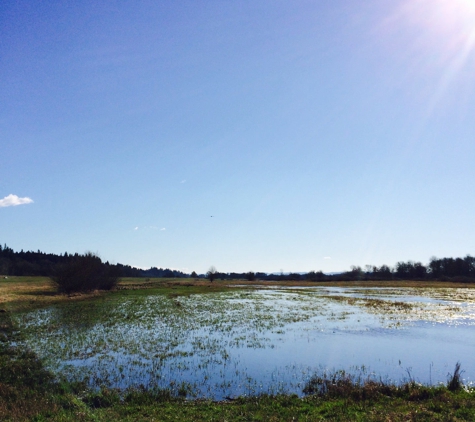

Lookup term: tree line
[0,244,188,279]
[1,244,474,283]
[203,257,475,283]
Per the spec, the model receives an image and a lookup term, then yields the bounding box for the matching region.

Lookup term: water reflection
[14,286,475,399]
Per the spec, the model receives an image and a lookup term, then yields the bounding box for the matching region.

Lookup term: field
[1,276,475,421]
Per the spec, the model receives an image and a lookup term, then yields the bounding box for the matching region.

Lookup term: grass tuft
[447,362,464,392]
[0,310,77,421]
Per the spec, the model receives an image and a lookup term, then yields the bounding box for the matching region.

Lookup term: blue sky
[1,0,475,273]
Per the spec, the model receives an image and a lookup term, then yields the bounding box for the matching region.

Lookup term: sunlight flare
[384,0,475,117]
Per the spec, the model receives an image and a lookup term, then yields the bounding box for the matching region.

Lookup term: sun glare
[393,0,475,50]
[460,0,475,11]
[381,0,475,120]
[429,0,475,74]
[391,0,475,77]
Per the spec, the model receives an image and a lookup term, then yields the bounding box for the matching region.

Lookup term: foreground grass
[2,312,475,422]
[2,277,475,421]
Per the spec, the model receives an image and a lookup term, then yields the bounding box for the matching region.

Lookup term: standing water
[13,286,475,399]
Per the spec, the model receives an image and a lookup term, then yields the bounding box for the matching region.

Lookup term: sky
[1,0,475,274]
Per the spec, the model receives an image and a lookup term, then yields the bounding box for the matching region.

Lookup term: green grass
[1,277,475,420]
[1,331,474,422]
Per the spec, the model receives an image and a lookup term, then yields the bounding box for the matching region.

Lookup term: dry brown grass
[0,276,106,312]
[209,278,475,289]
[2,276,474,313]
[305,279,475,289]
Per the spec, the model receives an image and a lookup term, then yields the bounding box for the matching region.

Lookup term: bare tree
[206,265,217,282]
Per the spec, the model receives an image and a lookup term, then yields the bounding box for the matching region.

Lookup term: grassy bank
[1,277,475,421]
[2,275,475,311]
[1,309,474,421]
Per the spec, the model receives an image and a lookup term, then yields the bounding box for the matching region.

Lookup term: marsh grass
[2,278,475,420]
[302,367,456,401]
[7,280,475,399]
[448,362,464,392]
[0,310,77,421]
[318,288,473,329]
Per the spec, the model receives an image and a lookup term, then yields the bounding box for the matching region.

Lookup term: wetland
[9,280,475,400]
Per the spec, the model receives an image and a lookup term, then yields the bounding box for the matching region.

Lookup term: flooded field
[13,285,475,399]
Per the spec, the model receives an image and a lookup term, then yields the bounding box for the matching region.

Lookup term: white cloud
[134,226,165,231]
[0,194,33,208]
[324,256,332,260]
[160,227,166,231]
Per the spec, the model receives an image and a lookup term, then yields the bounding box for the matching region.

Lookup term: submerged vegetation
[1,303,475,421]
[1,277,475,420]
